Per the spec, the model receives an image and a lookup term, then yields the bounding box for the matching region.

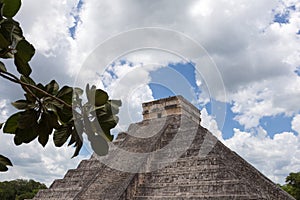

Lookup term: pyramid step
[142,167,235,184]
[134,180,250,196]
[61,169,96,182]
[147,148,203,164]
[76,159,103,170]
[50,178,85,189]
[151,164,224,174]
[138,178,245,188]
[148,155,224,171]
[33,188,81,199]
[154,136,205,149]
[75,170,134,199]
[86,173,131,191]
[133,194,264,200]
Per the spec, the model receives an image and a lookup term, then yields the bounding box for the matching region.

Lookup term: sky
[0,0,300,186]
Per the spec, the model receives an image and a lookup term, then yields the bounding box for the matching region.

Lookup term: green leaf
[57,86,73,97]
[95,102,120,121]
[94,89,108,106]
[0,32,10,49]
[17,110,38,129]
[20,75,36,86]
[0,19,23,43]
[0,61,7,72]
[48,111,60,129]
[37,112,57,147]
[3,112,20,133]
[0,153,12,171]
[14,56,32,77]
[14,39,35,76]
[44,99,63,110]
[68,130,77,146]
[53,125,71,147]
[13,134,22,145]
[24,93,36,103]
[45,80,59,95]
[56,86,73,105]
[38,131,49,147]
[0,154,12,166]
[98,116,118,141]
[56,106,72,123]
[0,123,3,129]
[33,83,46,98]
[72,137,82,158]
[95,100,121,116]
[11,100,28,110]
[0,163,8,172]
[67,125,83,158]
[90,135,109,156]
[93,100,121,141]
[2,0,21,18]
[0,19,23,55]
[14,127,38,145]
[15,39,35,62]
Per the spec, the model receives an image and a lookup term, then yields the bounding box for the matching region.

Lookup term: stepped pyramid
[34,96,295,200]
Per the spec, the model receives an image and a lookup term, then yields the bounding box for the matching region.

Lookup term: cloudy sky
[0,0,300,186]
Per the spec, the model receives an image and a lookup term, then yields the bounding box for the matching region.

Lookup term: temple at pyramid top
[33,96,295,200]
[142,95,201,123]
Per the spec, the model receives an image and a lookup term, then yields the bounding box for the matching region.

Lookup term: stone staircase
[125,128,265,199]
[33,156,103,199]
[74,115,185,199]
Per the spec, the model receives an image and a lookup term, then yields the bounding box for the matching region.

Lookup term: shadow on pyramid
[33,96,295,200]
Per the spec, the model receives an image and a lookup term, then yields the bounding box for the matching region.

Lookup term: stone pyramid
[33,96,295,200]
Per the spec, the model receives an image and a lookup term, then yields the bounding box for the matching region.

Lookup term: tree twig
[0,70,72,109]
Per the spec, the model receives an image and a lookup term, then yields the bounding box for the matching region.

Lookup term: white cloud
[200,108,223,140]
[230,76,300,128]
[189,0,213,17]
[202,111,300,185]
[15,1,77,56]
[99,61,154,132]
[0,100,9,122]
[292,114,300,134]
[224,128,300,184]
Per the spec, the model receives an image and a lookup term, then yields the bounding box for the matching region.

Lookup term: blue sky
[127,61,298,140]
[0,0,299,187]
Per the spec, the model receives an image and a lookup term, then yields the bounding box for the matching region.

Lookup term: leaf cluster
[0,0,121,172]
[0,0,34,77]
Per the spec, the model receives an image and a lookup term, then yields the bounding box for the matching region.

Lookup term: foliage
[0,179,47,200]
[0,0,121,171]
[281,172,300,199]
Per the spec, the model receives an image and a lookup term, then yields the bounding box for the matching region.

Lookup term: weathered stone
[33,96,295,200]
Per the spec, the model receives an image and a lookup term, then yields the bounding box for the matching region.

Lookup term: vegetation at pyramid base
[0,179,47,200]
[280,172,300,200]
[0,0,121,171]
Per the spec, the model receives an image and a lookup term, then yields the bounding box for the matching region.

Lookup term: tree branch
[0,70,72,109]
